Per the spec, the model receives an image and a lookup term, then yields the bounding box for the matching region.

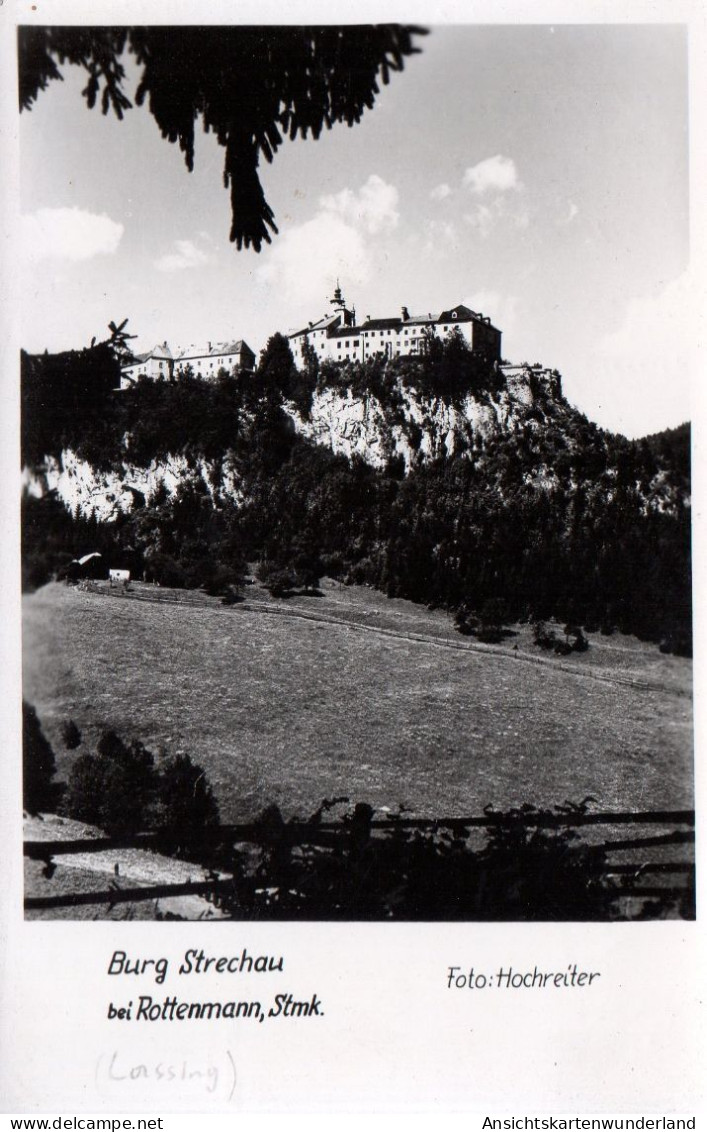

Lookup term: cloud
[463,204,495,238]
[557,201,579,226]
[257,213,370,306]
[459,156,527,237]
[423,219,458,255]
[256,174,399,306]
[428,158,524,231]
[430,183,452,202]
[320,174,400,234]
[463,155,521,195]
[590,270,695,435]
[464,196,530,239]
[155,239,209,272]
[22,207,124,262]
[464,290,521,339]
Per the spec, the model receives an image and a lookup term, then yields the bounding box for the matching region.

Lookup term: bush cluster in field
[23,702,219,856]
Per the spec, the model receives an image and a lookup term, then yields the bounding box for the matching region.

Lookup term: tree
[257,333,298,399]
[64,730,156,835]
[62,730,221,851]
[61,719,82,750]
[290,543,324,593]
[476,597,508,643]
[23,701,63,814]
[19,25,426,251]
[291,336,319,418]
[152,753,220,854]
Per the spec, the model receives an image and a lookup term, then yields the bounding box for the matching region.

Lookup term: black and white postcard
[1,0,704,1120]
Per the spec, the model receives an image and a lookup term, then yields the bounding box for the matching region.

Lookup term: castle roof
[289,301,498,342]
[123,342,172,367]
[438,304,489,323]
[404,313,439,326]
[151,342,173,359]
[121,339,254,371]
[174,339,253,361]
[355,317,401,332]
[289,313,341,338]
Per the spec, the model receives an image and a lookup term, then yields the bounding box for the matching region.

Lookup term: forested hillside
[21,332,691,652]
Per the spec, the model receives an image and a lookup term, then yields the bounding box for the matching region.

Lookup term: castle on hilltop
[287,285,502,370]
[116,286,502,388]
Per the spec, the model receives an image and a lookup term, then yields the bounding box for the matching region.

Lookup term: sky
[19,22,692,437]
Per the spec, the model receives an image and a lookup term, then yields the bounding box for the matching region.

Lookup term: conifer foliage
[18,25,426,250]
[23,701,63,814]
[64,730,220,851]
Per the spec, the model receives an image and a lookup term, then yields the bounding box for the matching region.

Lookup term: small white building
[173,340,256,379]
[120,339,255,390]
[288,285,502,370]
[119,342,173,388]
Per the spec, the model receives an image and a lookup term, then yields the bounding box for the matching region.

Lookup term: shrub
[455,618,474,637]
[64,753,116,828]
[210,798,623,921]
[474,597,508,643]
[475,804,613,920]
[454,604,478,636]
[221,585,244,605]
[201,561,246,598]
[571,631,589,653]
[64,731,156,835]
[532,620,556,650]
[61,719,82,750]
[260,565,296,598]
[554,640,573,656]
[563,624,589,652]
[152,753,220,854]
[477,625,505,644]
[62,729,221,854]
[659,631,692,658]
[22,550,57,592]
[23,701,64,814]
[257,550,323,597]
[480,597,508,626]
[147,553,189,589]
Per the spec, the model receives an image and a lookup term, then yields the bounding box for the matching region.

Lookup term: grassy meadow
[22,581,693,824]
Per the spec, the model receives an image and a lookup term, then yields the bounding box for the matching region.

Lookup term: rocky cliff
[23,364,568,519]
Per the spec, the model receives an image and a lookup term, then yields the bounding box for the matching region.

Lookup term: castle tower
[329,280,355,328]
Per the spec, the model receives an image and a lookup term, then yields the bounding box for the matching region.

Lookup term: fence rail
[24,808,695,918]
[24,879,235,911]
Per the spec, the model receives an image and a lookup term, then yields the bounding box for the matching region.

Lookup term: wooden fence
[24,807,695,918]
